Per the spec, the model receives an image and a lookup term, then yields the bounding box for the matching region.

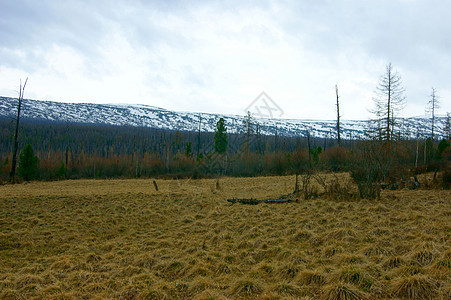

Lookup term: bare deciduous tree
[426,87,440,140]
[371,63,406,143]
[10,78,28,183]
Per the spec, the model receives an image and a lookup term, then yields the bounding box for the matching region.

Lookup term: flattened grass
[0,175,449,298]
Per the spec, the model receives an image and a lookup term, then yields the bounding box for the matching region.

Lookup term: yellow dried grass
[0,175,449,298]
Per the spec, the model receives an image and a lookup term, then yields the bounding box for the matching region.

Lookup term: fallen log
[227,197,298,205]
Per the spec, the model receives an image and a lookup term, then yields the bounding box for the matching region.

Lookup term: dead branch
[227,197,298,205]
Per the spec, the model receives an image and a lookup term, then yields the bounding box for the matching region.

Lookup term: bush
[57,162,66,178]
[441,165,451,189]
[437,139,450,158]
[437,144,450,189]
[350,143,384,199]
[321,146,350,172]
[350,141,411,198]
[291,147,309,175]
[0,156,10,183]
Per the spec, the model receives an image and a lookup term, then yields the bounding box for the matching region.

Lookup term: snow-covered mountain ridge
[0,96,447,139]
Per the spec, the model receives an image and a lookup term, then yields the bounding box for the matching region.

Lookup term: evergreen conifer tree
[214,118,227,154]
[18,144,38,181]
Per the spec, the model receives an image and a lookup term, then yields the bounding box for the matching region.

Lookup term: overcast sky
[0,0,449,120]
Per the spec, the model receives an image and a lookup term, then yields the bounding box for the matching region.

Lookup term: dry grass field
[0,175,450,299]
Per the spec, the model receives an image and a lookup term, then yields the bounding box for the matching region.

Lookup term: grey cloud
[278,0,450,65]
[0,0,449,116]
[0,0,197,71]
[0,0,110,73]
[276,0,450,107]
[0,1,106,47]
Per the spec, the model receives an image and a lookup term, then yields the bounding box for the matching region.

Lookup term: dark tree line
[0,117,336,181]
[1,116,448,186]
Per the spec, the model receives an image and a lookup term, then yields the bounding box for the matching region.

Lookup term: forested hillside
[0,118,334,181]
[1,117,449,185]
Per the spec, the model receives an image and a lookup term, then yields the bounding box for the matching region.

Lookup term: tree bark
[10,78,28,183]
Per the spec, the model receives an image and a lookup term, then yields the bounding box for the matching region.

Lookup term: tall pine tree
[214,118,227,154]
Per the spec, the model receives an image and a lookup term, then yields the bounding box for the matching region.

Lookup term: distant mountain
[0,96,446,139]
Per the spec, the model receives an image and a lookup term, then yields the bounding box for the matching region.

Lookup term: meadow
[0,175,450,299]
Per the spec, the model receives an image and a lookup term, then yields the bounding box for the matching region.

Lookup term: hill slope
[0,96,446,139]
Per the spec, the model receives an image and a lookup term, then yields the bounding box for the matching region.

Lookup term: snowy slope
[0,96,446,139]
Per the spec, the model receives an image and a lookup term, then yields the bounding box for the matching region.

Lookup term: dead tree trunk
[335,84,341,146]
[197,114,201,158]
[415,130,419,169]
[428,87,439,141]
[424,139,427,165]
[294,173,300,194]
[306,130,312,167]
[10,78,28,183]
